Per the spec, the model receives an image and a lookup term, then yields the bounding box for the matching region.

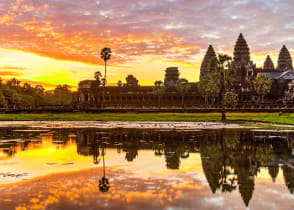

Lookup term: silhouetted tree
[199,75,218,107]
[35,85,45,94]
[99,141,110,192]
[10,92,21,109]
[100,47,112,108]
[175,78,191,108]
[7,78,20,87]
[152,80,165,108]
[20,95,34,109]
[95,71,102,87]
[0,90,7,107]
[54,85,72,105]
[207,54,236,120]
[117,80,122,87]
[224,91,238,108]
[125,75,139,87]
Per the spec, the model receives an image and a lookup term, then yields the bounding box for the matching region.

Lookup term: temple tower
[233,33,250,65]
[200,45,216,78]
[233,33,255,86]
[164,67,179,88]
[263,55,275,71]
[277,45,293,71]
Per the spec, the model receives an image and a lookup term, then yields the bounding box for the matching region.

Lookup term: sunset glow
[1,0,294,88]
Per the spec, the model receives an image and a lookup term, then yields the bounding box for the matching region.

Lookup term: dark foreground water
[0,126,294,209]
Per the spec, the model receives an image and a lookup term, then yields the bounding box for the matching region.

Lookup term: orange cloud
[19,79,72,89]
[0,0,294,85]
[0,71,23,76]
[0,66,26,70]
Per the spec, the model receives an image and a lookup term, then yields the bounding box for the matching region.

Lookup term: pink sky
[0,0,293,89]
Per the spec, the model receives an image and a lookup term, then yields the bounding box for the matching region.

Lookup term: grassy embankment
[0,113,293,125]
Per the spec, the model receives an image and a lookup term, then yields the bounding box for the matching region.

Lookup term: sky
[1,0,294,89]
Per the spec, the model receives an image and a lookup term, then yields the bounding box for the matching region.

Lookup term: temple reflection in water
[1,128,294,207]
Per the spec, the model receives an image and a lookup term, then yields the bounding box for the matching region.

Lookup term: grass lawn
[0,112,293,125]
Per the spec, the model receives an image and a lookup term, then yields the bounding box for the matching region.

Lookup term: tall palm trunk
[102,145,105,177]
[102,61,107,109]
[220,69,226,121]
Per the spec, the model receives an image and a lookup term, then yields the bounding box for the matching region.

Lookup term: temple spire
[263,55,275,71]
[277,45,293,71]
[233,33,250,65]
[200,45,216,78]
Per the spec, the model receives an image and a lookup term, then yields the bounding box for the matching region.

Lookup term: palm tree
[35,85,44,94]
[175,78,191,109]
[208,54,236,121]
[152,80,165,108]
[95,71,102,86]
[99,140,110,192]
[100,48,112,109]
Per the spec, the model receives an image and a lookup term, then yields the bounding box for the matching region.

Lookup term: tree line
[0,78,72,109]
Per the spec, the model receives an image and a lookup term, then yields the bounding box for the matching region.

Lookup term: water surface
[0,126,294,209]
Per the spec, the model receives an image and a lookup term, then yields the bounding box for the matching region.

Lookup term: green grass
[0,112,293,125]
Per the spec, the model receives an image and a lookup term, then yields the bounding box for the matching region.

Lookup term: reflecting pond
[1,126,294,209]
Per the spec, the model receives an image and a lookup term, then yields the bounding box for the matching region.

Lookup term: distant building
[258,45,294,100]
[164,67,180,88]
[200,45,216,79]
[277,45,293,72]
[263,55,275,72]
[200,33,294,102]
[232,33,256,100]
[76,70,200,108]
[76,33,294,108]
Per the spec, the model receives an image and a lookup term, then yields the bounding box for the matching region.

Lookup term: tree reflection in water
[2,127,294,207]
[77,128,294,207]
[98,139,110,192]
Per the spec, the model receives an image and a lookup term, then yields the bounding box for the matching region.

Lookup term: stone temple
[75,33,294,108]
[232,33,256,99]
[263,55,275,72]
[200,33,294,101]
[200,45,216,79]
[277,45,293,72]
[233,33,251,64]
[164,67,180,88]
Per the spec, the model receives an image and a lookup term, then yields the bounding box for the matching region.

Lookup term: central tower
[232,33,255,95]
[233,33,250,65]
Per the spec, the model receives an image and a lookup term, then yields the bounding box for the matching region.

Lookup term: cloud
[0,71,23,76]
[19,79,75,89]
[0,0,293,84]
[1,0,291,65]
[0,77,76,90]
[17,79,77,90]
[0,66,26,70]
